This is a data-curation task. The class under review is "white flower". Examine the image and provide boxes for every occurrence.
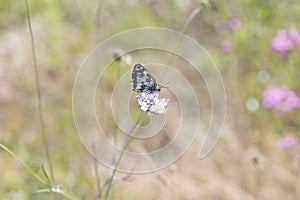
[136,92,169,114]
[149,98,169,114]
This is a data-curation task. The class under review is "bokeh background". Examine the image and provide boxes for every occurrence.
[1,0,300,199]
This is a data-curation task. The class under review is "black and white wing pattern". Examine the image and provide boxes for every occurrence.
[132,63,160,93]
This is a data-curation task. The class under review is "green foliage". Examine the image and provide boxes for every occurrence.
[1,0,300,199]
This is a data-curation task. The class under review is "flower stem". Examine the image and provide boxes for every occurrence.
[165,5,202,67]
[104,111,148,200]
[25,0,54,182]
[0,143,48,185]
[0,143,82,200]
[182,6,202,34]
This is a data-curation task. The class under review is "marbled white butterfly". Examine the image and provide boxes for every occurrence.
[132,63,160,93]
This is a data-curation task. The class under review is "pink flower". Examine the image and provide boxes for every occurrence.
[277,136,297,150]
[221,40,234,52]
[271,30,293,52]
[288,29,300,50]
[288,29,300,42]
[262,86,300,112]
[229,18,241,30]
[271,28,300,58]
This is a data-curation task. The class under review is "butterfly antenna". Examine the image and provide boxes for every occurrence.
[159,81,171,89]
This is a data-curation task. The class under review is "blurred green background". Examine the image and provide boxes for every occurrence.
[1,0,300,199]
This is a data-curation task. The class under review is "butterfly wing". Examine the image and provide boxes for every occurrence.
[132,64,160,93]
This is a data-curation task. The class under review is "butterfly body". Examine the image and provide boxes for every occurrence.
[132,64,160,93]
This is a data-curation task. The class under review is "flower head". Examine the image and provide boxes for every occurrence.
[262,86,300,112]
[288,29,300,51]
[136,92,169,114]
[221,40,234,52]
[149,97,169,114]
[276,136,297,150]
[271,28,300,59]
[288,28,300,43]
[271,30,294,52]
[229,18,241,30]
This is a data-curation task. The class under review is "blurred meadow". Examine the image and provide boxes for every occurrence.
[1,0,300,199]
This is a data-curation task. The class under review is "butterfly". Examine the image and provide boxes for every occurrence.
[132,63,161,93]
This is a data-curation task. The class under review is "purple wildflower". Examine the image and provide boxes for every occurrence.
[263,86,300,112]
[229,18,241,30]
[288,29,300,50]
[221,40,234,52]
[288,29,300,42]
[271,30,293,57]
[136,92,169,114]
[271,28,300,58]
[277,136,297,150]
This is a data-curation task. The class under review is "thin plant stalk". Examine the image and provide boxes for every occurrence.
[36,188,81,200]
[93,143,102,198]
[0,143,48,185]
[94,0,104,42]
[165,5,202,74]
[104,111,148,200]
[25,0,54,182]
[0,143,82,200]
[182,6,202,34]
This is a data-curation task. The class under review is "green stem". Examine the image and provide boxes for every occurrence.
[36,187,81,200]
[104,111,148,200]
[0,143,47,185]
[25,0,54,182]
[0,143,82,200]
[94,0,104,42]
[93,143,102,198]
[182,6,202,34]
[165,5,202,67]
